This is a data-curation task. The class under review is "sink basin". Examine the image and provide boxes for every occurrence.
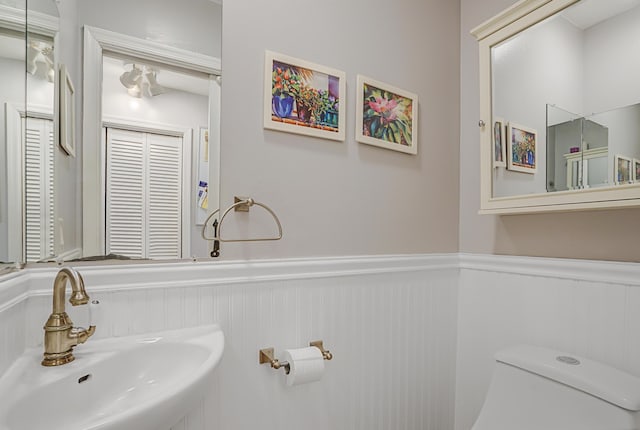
[0,324,224,430]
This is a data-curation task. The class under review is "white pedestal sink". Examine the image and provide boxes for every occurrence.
[0,324,224,430]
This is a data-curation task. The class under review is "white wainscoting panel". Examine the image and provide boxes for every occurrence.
[5,253,640,430]
[455,254,640,430]
[1,255,459,430]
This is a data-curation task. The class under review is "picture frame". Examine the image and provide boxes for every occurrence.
[633,158,640,183]
[59,64,75,157]
[493,117,506,168]
[264,50,346,141]
[615,155,632,185]
[355,75,418,155]
[507,122,537,174]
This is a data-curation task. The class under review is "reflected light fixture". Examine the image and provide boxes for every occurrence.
[127,85,142,98]
[26,41,55,82]
[119,64,143,89]
[144,69,167,97]
[119,64,166,98]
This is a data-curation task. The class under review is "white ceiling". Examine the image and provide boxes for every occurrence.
[561,0,640,29]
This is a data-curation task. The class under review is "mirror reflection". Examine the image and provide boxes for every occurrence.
[13,0,222,267]
[547,102,640,191]
[101,54,213,259]
[79,0,221,262]
[491,0,640,198]
[0,0,26,267]
[25,0,57,263]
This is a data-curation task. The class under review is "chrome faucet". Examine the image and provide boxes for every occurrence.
[42,267,96,366]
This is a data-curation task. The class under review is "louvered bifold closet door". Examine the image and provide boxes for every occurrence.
[106,129,146,258]
[24,117,55,262]
[146,133,182,259]
[106,128,183,259]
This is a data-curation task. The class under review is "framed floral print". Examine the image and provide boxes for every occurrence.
[264,50,346,141]
[507,122,537,174]
[355,75,418,155]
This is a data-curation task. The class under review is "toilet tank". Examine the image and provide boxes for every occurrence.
[472,345,640,430]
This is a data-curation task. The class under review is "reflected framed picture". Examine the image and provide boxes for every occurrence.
[507,122,537,174]
[264,50,346,141]
[196,127,209,225]
[615,155,632,184]
[355,75,418,155]
[493,117,506,168]
[59,64,75,157]
[633,158,640,183]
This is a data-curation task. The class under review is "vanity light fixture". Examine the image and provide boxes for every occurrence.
[26,41,55,83]
[127,84,142,98]
[144,68,167,96]
[119,64,143,89]
[119,64,167,98]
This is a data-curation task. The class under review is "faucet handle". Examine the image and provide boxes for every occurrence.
[89,300,102,327]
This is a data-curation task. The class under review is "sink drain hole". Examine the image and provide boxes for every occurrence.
[78,374,92,384]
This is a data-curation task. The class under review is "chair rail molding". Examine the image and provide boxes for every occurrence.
[459,253,640,286]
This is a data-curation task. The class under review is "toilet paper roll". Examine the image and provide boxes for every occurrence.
[282,346,325,386]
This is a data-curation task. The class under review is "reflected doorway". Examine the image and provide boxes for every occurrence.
[96,54,217,259]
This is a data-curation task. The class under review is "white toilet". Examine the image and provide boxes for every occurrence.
[472,345,640,430]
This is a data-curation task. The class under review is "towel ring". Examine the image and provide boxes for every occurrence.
[201,208,221,241]
[201,197,283,243]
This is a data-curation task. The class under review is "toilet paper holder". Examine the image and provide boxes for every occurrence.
[259,340,333,374]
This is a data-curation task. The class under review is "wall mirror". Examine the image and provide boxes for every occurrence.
[0,0,26,273]
[1,0,58,272]
[4,0,222,273]
[473,0,640,214]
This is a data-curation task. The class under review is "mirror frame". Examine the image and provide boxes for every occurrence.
[472,0,640,214]
[82,26,221,257]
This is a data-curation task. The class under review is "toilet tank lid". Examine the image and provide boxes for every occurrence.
[495,345,640,411]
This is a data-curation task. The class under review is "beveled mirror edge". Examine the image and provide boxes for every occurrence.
[471,0,640,215]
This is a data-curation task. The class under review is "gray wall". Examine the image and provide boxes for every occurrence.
[583,5,640,114]
[77,0,221,58]
[219,0,461,260]
[460,0,640,263]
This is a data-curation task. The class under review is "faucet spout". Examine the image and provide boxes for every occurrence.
[42,267,96,366]
[52,267,89,312]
